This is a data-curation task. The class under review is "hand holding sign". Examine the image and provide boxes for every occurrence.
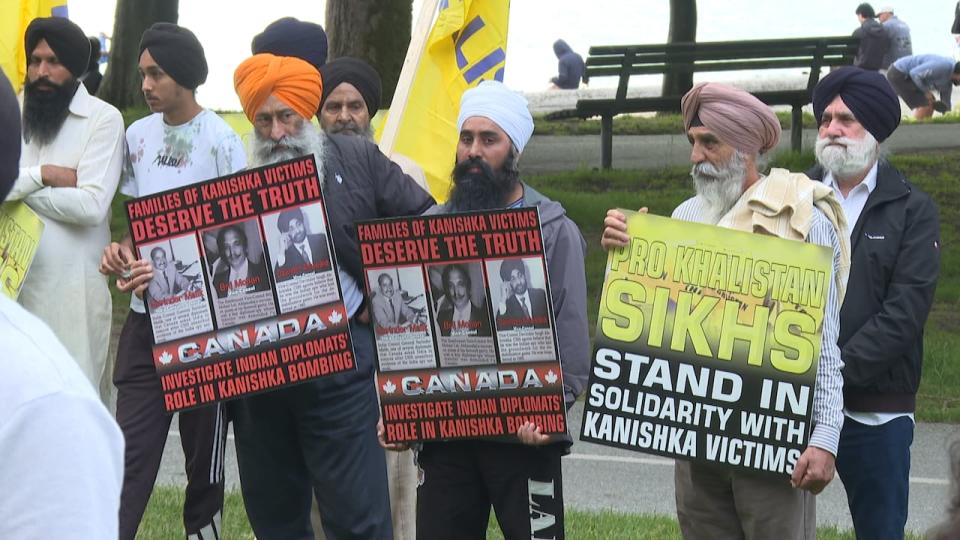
[600,208,647,250]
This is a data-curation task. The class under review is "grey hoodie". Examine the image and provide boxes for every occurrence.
[425,183,590,410]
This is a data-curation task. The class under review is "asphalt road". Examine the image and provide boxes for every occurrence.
[521,123,960,174]
[156,401,958,535]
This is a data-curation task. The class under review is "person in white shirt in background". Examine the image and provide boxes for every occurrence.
[0,66,124,540]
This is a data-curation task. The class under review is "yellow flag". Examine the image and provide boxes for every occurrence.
[0,1,69,93]
[379,0,510,202]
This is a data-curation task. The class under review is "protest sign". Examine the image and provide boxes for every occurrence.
[0,201,43,300]
[126,155,354,412]
[581,211,833,476]
[358,208,567,443]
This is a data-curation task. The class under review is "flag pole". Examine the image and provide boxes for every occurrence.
[379,0,440,156]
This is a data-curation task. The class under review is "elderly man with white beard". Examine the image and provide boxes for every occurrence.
[805,66,940,540]
[227,53,434,540]
[602,82,848,540]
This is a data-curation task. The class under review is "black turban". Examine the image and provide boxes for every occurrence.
[813,66,901,142]
[277,207,304,232]
[320,57,382,116]
[252,17,328,74]
[139,23,208,90]
[24,17,89,78]
[499,259,527,281]
[0,71,20,201]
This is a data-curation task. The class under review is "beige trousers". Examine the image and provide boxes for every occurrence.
[674,460,815,540]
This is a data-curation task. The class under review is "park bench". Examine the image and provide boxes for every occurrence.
[557,37,859,169]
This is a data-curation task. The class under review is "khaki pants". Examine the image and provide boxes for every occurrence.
[311,449,418,540]
[674,460,815,540]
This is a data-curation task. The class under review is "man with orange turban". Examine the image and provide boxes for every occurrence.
[231,53,434,540]
[601,83,848,540]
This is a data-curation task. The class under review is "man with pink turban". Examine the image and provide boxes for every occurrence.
[602,82,848,540]
[229,52,435,540]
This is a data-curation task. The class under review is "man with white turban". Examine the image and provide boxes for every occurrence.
[226,52,435,540]
[602,82,848,540]
[381,80,590,540]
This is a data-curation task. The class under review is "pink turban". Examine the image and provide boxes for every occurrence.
[681,83,781,155]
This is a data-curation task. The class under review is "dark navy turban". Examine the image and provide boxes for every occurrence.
[812,66,901,142]
[320,57,382,116]
[251,17,328,74]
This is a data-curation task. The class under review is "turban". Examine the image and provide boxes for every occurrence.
[277,207,304,232]
[499,259,526,281]
[252,17,328,74]
[234,54,322,123]
[0,72,20,200]
[457,81,534,153]
[320,57,382,116]
[24,17,89,78]
[812,66,900,142]
[681,82,781,155]
[139,23,208,90]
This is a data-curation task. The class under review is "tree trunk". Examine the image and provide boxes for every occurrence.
[661,0,697,110]
[326,0,412,105]
[98,0,179,110]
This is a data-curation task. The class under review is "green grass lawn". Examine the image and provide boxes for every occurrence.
[141,486,922,540]
[532,110,960,136]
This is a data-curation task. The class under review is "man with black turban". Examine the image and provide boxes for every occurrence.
[807,66,941,540]
[10,16,124,405]
[602,82,848,540]
[98,21,246,540]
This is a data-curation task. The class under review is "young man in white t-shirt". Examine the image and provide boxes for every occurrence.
[99,23,246,540]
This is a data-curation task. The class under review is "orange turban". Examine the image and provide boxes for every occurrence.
[234,53,322,122]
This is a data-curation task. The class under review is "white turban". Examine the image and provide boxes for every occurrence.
[457,80,534,153]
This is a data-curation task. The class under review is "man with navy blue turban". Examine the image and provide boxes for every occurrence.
[388,80,589,540]
[252,17,328,75]
[807,65,941,540]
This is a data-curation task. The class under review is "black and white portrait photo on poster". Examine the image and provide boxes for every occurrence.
[139,234,213,342]
[201,219,277,328]
[426,261,492,338]
[486,256,557,364]
[427,261,496,368]
[263,203,338,312]
[366,265,436,371]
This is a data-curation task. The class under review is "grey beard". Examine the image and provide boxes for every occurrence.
[250,121,326,185]
[326,121,374,140]
[691,151,748,224]
[815,132,879,180]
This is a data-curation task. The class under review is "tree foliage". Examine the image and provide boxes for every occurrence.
[98,0,179,109]
[325,0,413,105]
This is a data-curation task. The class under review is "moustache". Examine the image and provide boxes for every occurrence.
[454,157,495,180]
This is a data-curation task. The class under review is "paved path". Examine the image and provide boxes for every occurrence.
[522,123,960,174]
[156,402,958,534]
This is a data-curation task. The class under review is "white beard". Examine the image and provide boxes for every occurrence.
[691,151,748,224]
[815,131,879,180]
[249,121,326,185]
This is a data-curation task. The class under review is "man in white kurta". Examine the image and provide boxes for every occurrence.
[10,17,124,401]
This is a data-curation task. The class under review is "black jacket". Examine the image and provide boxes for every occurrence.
[807,161,940,412]
[853,18,890,71]
[320,134,435,284]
